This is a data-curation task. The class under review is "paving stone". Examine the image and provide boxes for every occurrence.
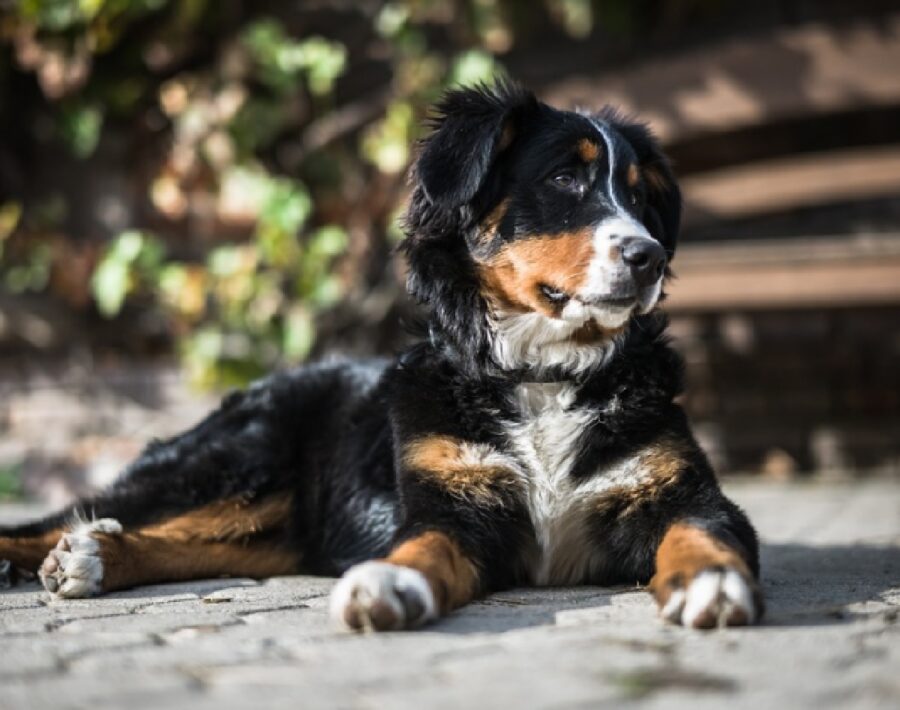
[0,480,898,709]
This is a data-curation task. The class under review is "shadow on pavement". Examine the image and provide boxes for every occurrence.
[759,542,899,627]
[1,543,896,635]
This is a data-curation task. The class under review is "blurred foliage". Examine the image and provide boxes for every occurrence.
[0,0,672,386]
[0,463,23,501]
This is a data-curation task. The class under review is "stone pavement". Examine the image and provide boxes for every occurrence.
[1,480,898,710]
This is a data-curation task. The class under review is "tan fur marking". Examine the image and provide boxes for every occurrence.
[478,229,595,315]
[0,530,63,571]
[570,320,624,345]
[593,439,688,518]
[139,496,293,543]
[627,163,640,188]
[649,523,752,610]
[640,442,690,481]
[97,534,298,592]
[577,138,600,162]
[94,495,295,592]
[477,198,510,243]
[386,531,478,613]
[403,436,520,505]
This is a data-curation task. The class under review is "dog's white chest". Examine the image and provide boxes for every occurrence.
[506,383,598,584]
[508,383,587,479]
[506,382,651,585]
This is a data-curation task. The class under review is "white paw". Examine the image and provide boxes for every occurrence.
[39,519,122,599]
[661,567,760,628]
[329,561,437,631]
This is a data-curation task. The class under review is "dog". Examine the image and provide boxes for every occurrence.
[0,82,762,631]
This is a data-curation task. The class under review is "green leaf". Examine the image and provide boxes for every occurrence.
[3,242,52,294]
[241,19,345,96]
[111,230,145,262]
[0,463,23,501]
[375,3,410,38]
[59,103,104,159]
[91,231,164,316]
[361,101,414,174]
[208,246,244,278]
[300,38,347,96]
[0,202,22,241]
[91,257,130,317]
[308,274,344,307]
[191,327,224,362]
[448,50,500,87]
[259,178,311,237]
[307,225,347,258]
[283,306,315,360]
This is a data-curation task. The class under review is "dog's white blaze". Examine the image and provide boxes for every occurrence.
[585,117,665,314]
[505,382,654,585]
[591,117,631,216]
[581,215,652,306]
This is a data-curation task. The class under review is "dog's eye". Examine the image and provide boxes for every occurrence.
[630,193,638,206]
[551,172,577,190]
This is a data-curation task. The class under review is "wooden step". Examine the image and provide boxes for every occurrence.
[667,234,900,310]
[680,145,900,223]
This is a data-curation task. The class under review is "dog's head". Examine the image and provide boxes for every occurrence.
[402,81,681,376]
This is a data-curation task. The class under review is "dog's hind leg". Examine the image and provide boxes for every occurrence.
[0,526,65,587]
[1,376,309,595]
[34,494,299,598]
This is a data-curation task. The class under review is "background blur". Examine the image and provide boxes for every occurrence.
[0,0,898,505]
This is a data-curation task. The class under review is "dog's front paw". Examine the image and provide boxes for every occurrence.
[39,519,122,599]
[657,566,762,629]
[330,561,437,631]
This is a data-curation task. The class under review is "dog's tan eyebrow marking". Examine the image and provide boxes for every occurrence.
[577,138,601,163]
[627,163,640,188]
[403,436,522,505]
[498,122,516,151]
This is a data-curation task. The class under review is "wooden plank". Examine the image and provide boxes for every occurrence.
[680,145,900,222]
[545,15,900,143]
[667,235,900,310]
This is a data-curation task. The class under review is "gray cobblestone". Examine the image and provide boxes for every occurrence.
[1,480,898,709]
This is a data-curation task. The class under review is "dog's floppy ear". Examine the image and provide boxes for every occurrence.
[602,110,681,259]
[415,81,536,209]
[640,148,681,260]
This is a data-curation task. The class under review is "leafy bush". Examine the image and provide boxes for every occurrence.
[0,0,647,386]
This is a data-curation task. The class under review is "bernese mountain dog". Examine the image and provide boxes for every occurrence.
[0,82,763,631]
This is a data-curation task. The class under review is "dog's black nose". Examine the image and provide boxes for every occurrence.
[621,237,666,287]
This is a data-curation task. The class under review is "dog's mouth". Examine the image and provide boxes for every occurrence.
[569,319,624,344]
[586,295,636,309]
[540,284,637,311]
[539,284,571,305]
